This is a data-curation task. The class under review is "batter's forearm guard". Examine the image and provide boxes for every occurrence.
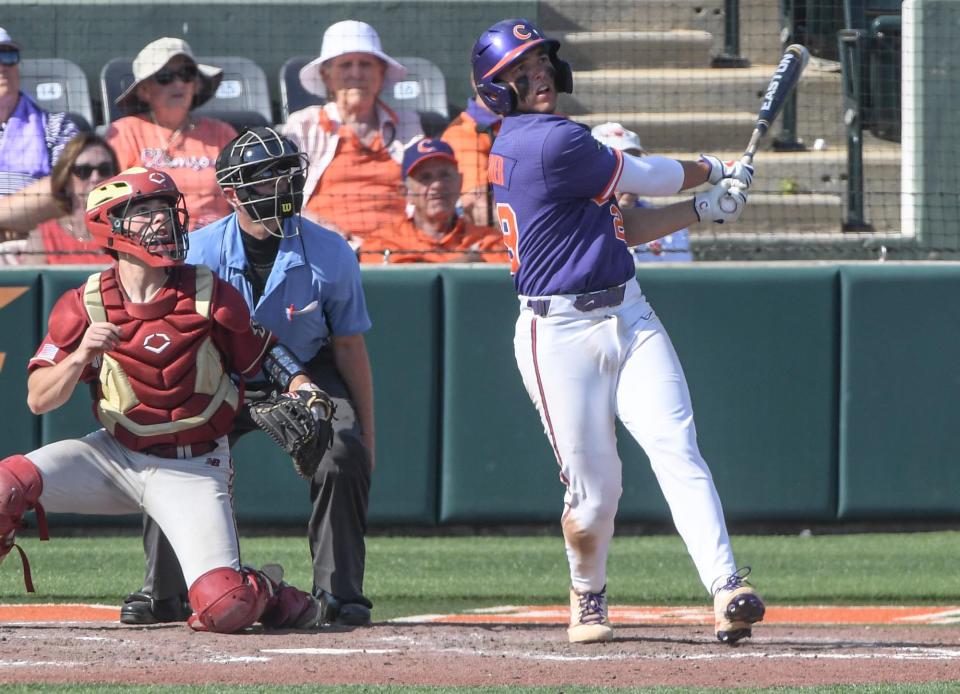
[262,343,307,392]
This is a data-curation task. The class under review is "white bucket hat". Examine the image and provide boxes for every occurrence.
[591,122,643,155]
[115,37,223,112]
[299,20,406,99]
[0,27,21,51]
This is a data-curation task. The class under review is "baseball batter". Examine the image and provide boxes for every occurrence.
[471,19,765,644]
[0,167,327,632]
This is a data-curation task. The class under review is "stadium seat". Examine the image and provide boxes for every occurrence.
[19,58,95,132]
[100,55,273,130]
[278,56,323,122]
[384,56,450,136]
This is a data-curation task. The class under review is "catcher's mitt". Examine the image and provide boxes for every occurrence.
[249,389,335,479]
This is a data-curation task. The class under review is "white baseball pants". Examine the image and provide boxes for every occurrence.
[26,428,239,587]
[514,279,738,594]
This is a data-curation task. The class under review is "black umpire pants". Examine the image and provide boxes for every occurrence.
[139,346,373,605]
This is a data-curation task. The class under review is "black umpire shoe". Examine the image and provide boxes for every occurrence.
[120,590,193,625]
[314,588,373,626]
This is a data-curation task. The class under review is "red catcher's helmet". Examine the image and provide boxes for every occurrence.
[85,167,189,267]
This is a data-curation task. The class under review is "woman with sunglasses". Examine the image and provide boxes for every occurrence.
[0,133,118,264]
[0,27,80,199]
[105,37,236,230]
[34,133,120,263]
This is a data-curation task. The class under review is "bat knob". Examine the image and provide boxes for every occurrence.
[719,195,739,214]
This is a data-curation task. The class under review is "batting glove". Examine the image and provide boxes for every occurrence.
[693,179,749,224]
[700,154,754,187]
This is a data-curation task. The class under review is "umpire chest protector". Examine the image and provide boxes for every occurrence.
[79,265,240,450]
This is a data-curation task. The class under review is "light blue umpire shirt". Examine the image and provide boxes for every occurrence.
[187,213,372,373]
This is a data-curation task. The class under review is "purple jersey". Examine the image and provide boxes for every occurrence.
[489,113,635,296]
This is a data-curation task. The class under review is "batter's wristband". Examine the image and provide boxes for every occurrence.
[262,344,307,392]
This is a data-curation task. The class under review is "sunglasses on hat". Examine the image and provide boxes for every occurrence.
[72,163,116,180]
[153,64,199,86]
[0,49,20,66]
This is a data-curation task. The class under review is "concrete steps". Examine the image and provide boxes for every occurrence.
[540,0,725,35]
[559,64,846,150]
[574,111,757,151]
[555,30,713,69]
[641,147,901,233]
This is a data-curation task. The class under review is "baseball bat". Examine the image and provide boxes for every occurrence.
[741,44,810,165]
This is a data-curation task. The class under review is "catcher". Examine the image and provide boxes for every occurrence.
[120,127,376,627]
[0,167,327,632]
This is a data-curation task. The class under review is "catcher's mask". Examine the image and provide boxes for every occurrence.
[85,167,189,267]
[215,126,308,237]
[471,18,572,116]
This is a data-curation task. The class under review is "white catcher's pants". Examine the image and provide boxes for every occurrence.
[514,278,737,594]
[27,429,238,588]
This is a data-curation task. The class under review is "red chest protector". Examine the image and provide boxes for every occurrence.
[82,265,240,451]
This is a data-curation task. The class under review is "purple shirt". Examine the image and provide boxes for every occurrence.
[490,113,634,297]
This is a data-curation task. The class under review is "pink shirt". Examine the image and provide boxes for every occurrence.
[106,114,237,230]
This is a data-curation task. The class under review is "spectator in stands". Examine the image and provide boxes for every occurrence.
[0,132,117,265]
[0,27,79,200]
[283,20,422,247]
[106,37,236,229]
[362,138,506,264]
[441,79,501,227]
[591,122,693,263]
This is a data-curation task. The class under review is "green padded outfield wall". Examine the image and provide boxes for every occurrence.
[838,263,960,519]
[438,265,840,524]
[0,272,42,455]
[4,0,537,127]
[636,265,840,523]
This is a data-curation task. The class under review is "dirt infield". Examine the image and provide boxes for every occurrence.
[2,604,960,688]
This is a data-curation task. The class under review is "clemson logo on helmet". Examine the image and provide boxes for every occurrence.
[417,139,437,153]
[513,24,533,40]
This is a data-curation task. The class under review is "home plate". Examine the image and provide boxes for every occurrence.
[391,605,960,626]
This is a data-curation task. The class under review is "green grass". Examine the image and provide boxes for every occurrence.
[2,530,960,618]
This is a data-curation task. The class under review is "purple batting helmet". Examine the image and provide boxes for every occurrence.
[470,18,572,115]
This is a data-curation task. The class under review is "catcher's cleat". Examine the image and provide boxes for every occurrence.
[567,586,614,643]
[258,564,326,630]
[712,567,765,644]
[120,590,193,625]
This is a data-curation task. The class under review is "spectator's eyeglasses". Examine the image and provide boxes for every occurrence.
[153,64,199,85]
[0,50,20,66]
[72,163,115,180]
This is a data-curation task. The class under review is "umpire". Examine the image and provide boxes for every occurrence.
[120,126,375,626]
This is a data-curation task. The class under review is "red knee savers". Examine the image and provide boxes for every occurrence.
[188,567,270,633]
[0,455,44,539]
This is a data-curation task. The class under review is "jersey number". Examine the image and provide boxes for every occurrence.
[610,204,626,243]
[496,202,626,273]
[496,202,521,274]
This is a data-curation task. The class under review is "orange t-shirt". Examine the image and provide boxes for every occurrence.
[442,110,498,197]
[37,219,111,265]
[106,114,237,230]
[303,127,403,241]
[361,215,508,265]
